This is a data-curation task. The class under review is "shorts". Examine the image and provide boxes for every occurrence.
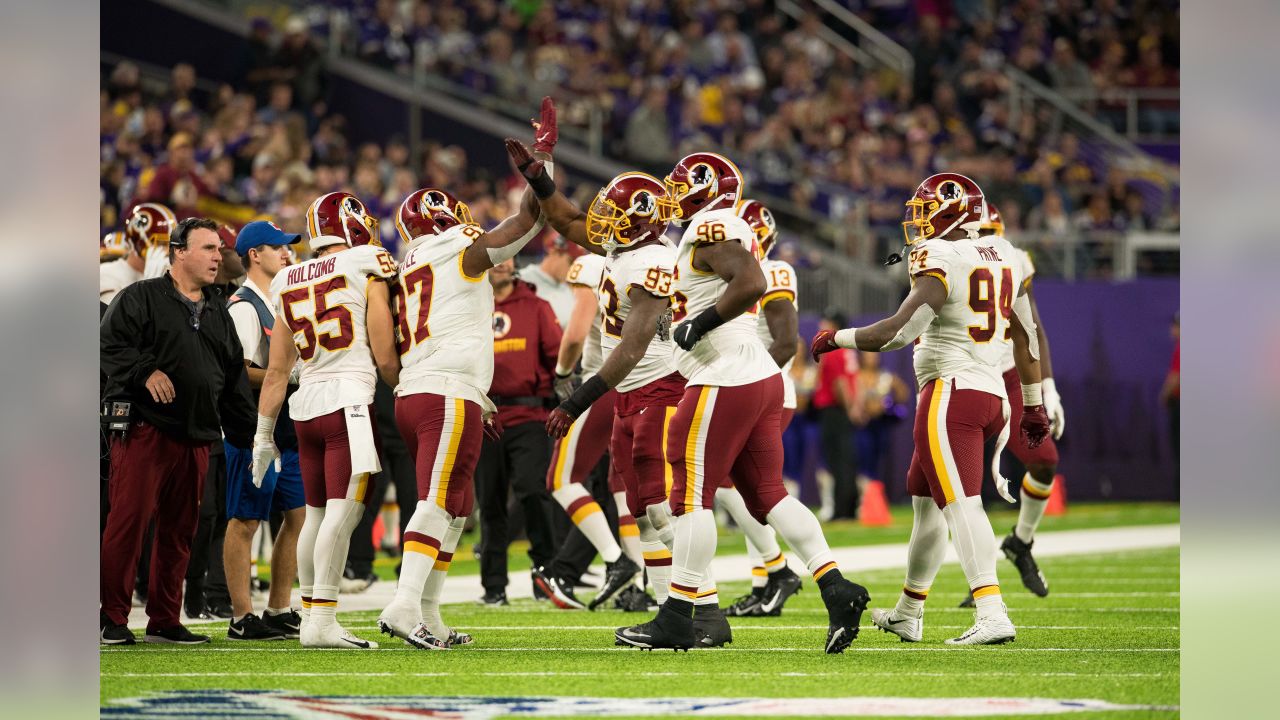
[547,389,616,491]
[907,378,1006,508]
[294,407,383,507]
[395,392,481,518]
[612,373,685,517]
[225,443,305,521]
[668,374,786,523]
[720,406,795,490]
[1003,368,1059,468]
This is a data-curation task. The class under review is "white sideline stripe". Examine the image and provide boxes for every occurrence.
[216,624,1178,632]
[127,523,1179,628]
[101,647,1177,654]
[104,670,1174,679]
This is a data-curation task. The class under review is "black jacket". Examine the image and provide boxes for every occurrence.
[100,273,256,446]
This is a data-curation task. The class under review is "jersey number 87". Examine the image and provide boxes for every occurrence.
[393,265,435,355]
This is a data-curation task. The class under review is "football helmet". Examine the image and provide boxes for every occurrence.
[100,231,130,262]
[124,203,177,257]
[585,172,678,250]
[305,192,380,247]
[395,188,475,245]
[736,199,777,259]
[901,172,986,246]
[664,152,744,223]
[980,201,1005,236]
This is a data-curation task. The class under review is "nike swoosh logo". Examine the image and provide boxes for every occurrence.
[887,618,910,626]
[342,637,371,648]
[229,625,245,636]
[758,592,782,613]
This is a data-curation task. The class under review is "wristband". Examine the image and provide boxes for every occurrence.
[554,364,574,378]
[690,305,726,334]
[528,167,556,199]
[1021,383,1043,406]
[560,374,609,417]
[255,414,276,442]
[834,328,858,348]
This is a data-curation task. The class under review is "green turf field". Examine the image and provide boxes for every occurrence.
[100,503,1179,719]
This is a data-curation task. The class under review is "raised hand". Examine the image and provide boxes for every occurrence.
[810,329,839,362]
[531,96,558,154]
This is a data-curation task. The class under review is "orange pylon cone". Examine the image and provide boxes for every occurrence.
[1044,474,1067,516]
[859,480,893,526]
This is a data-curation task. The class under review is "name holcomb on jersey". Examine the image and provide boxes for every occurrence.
[758,256,799,409]
[907,234,1026,398]
[673,207,780,388]
[599,242,678,393]
[394,223,496,410]
[566,252,607,378]
[270,243,398,421]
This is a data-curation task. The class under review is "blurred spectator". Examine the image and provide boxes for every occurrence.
[853,352,910,485]
[624,83,674,169]
[140,132,212,218]
[811,312,859,520]
[1046,38,1094,100]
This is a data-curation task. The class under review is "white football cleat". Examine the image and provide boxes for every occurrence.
[403,622,450,650]
[301,621,380,649]
[376,601,422,644]
[871,608,923,642]
[945,613,1016,645]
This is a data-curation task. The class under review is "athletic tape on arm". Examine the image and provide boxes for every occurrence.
[880,304,937,351]
[1012,293,1039,361]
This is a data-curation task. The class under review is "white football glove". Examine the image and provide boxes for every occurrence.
[251,438,280,489]
[1042,378,1065,440]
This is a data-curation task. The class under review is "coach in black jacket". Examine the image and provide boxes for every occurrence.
[99,217,255,645]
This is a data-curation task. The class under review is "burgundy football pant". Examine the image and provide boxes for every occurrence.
[100,422,210,628]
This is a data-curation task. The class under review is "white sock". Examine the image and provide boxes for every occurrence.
[765,495,837,580]
[669,509,717,601]
[421,516,467,639]
[297,505,324,620]
[895,496,948,616]
[1016,473,1053,542]
[393,501,450,607]
[637,516,671,603]
[614,491,643,567]
[311,497,365,628]
[554,484,621,562]
[716,486,783,583]
[942,495,1004,619]
[694,577,719,608]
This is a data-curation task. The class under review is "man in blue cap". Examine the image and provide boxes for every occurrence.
[223,220,307,640]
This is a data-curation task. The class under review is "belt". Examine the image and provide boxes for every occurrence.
[488,395,550,408]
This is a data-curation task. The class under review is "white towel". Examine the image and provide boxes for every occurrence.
[344,404,382,476]
[990,396,1016,503]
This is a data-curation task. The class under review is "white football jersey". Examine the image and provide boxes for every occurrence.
[599,242,677,393]
[566,253,607,377]
[999,243,1036,373]
[100,258,142,305]
[143,246,170,280]
[672,208,780,388]
[394,224,495,410]
[270,243,399,421]
[907,234,1027,397]
[758,258,798,409]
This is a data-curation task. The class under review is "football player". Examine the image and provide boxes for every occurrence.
[102,204,174,304]
[617,152,870,653]
[100,231,130,263]
[251,192,400,649]
[506,133,686,616]
[814,174,1051,645]
[533,246,647,611]
[960,203,1065,607]
[375,179,548,649]
[719,199,804,618]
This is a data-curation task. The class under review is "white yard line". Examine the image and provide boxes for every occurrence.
[105,670,1174,679]
[101,646,1177,654]
[127,523,1178,629]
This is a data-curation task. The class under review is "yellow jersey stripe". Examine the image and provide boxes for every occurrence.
[437,399,466,508]
[927,379,956,505]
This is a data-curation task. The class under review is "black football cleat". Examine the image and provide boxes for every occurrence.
[615,609,695,651]
[589,555,642,610]
[144,624,211,645]
[532,566,586,610]
[958,590,976,608]
[1001,530,1049,597]
[478,590,509,606]
[531,571,550,601]
[821,578,870,654]
[693,604,733,648]
[613,585,659,612]
[262,609,302,639]
[757,566,803,616]
[227,613,287,641]
[725,589,764,617]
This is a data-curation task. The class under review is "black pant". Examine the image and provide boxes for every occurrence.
[186,448,228,604]
[550,454,619,582]
[819,405,859,519]
[476,420,555,593]
[348,380,416,577]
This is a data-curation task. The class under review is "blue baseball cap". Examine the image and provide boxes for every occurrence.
[235,220,301,256]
